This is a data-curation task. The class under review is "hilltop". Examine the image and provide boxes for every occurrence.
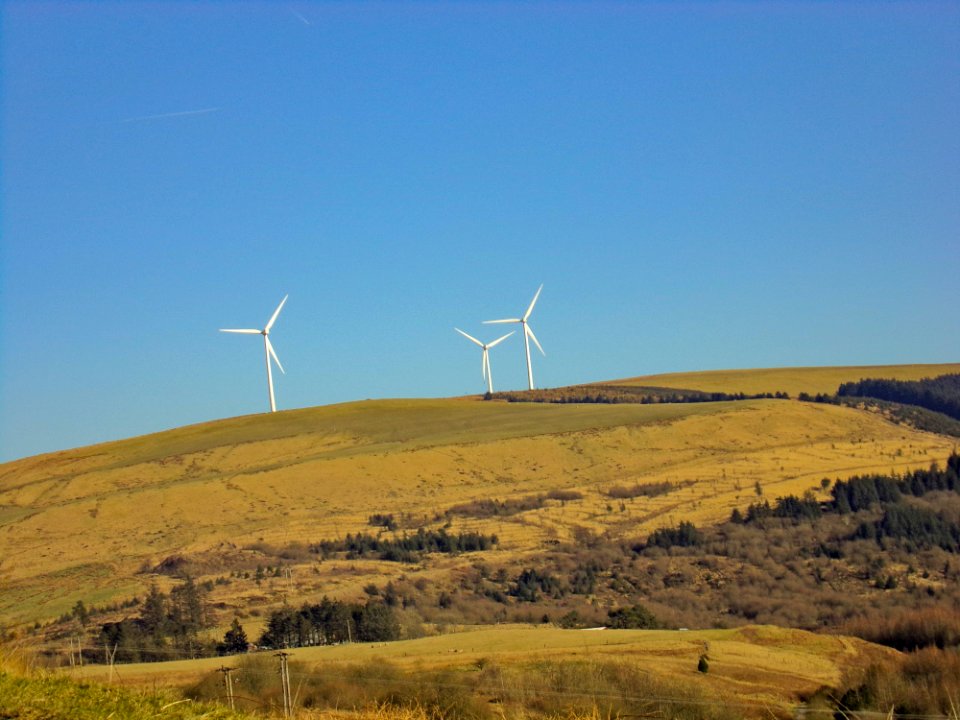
[610,362,960,397]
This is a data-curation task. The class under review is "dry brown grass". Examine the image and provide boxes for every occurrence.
[611,363,960,396]
[75,624,896,717]
[0,366,956,631]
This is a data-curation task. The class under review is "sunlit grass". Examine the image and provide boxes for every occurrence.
[613,363,960,396]
[0,644,250,720]
[1,365,957,630]
[77,623,892,715]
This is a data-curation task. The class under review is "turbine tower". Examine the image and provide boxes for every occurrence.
[484,284,544,391]
[454,328,514,394]
[220,295,288,412]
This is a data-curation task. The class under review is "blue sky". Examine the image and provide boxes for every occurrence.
[1,1,958,462]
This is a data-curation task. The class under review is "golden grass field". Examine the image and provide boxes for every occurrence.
[71,623,896,713]
[611,362,960,396]
[0,363,957,631]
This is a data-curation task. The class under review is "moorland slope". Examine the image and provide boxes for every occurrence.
[1,364,958,630]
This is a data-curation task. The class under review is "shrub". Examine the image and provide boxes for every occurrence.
[546,489,584,502]
[447,495,545,518]
[607,603,659,629]
[368,513,398,530]
[557,610,585,628]
[841,606,960,651]
[835,648,960,717]
[606,481,675,499]
[510,569,564,602]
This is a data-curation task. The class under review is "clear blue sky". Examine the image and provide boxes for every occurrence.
[2,1,958,462]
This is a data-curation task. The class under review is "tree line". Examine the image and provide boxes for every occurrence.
[98,578,209,663]
[257,598,400,649]
[487,385,789,405]
[837,373,960,421]
[93,585,403,661]
[730,452,960,553]
[310,527,499,562]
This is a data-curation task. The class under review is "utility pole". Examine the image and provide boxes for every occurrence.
[67,636,84,669]
[218,666,236,711]
[275,651,292,717]
[104,643,118,683]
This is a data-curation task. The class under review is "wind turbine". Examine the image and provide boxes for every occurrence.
[484,284,544,391]
[454,328,514,394]
[220,295,288,413]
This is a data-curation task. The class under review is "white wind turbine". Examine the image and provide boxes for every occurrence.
[454,328,515,394]
[484,284,544,391]
[220,295,288,413]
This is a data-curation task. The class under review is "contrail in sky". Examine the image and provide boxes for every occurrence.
[290,8,311,25]
[120,107,220,123]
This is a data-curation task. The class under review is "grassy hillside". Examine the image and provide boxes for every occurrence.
[4,364,960,718]
[612,363,960,397]
[1,367,958,630]
[73,624,895,717]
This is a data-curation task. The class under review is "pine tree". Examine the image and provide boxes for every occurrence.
[71,600,89,627]
[170,576,204,636]
[140,584,168,640]
[219,618,248,655]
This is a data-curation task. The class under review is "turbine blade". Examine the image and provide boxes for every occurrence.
[265,294,288,331]
[266,337,285,374]
[526,324,545,356]
[482,350,488,380]
[523,284,543,321]
[483,318,520,325]
[455,328,484,347]
[220,328,261,334]
[486,331,515,348]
